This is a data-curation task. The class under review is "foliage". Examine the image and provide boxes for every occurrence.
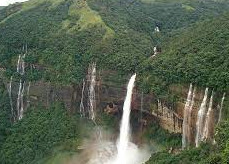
[139,13,229,95]
[0,79,11,150]
[144,122,181,149]
[0,0,229,87]
[147,119,229,164]
[0,103,81,164]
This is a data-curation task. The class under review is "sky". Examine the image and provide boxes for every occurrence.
[0,0,28,6]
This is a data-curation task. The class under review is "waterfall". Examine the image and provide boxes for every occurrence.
[80,79,86,117]
[19,82,25,120]
[202,91,214,140]
[187,86,196,147]
[16,79,22,119]
[26,81,31,109]
[154,47,157,55]
[218,93,226,124]
[16,52,26,120]
[195,88,209,147]
[88,63,96,121]
[17,54,21,73]
[182,83,193,149]
[155,26,160,32]
[115,74,136,164]
[7,76,14,121]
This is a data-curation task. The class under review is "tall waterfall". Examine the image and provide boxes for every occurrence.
[26,81,31,109]
[115,74,136,164]
[88,63,96,121]
[182,83,193,149]
[218,93,226,124]
[203,91,214,140]
[80,79,86,117]
[16,52,26,120]
[195,88,209,147]
[7,76,14,121]
[187,87,196,146]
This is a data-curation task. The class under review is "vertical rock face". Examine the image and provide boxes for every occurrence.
[5,64,225,146]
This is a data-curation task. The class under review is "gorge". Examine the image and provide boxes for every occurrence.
[0,0,229,164]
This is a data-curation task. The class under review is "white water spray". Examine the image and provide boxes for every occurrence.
[115,74,136,164]
[182,83,193,149]
[203,91,214,140]
[195,88,209,147]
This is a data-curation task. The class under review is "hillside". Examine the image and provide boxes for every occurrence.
[0,0,229,85]
[0,0,229,164]
[138,12,229,95]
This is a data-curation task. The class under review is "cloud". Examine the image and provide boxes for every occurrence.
[0,0,28,6]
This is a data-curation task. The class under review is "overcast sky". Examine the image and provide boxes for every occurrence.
[0,0,28,6]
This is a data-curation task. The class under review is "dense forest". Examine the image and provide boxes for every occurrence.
[0,0,229,163]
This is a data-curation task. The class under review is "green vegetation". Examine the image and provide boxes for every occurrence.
[0,0,228,87]
[0,0,229,163]
[0,103,81,164]
[144,122,181,149]
[139,13,229,92]
[146,120,229,164]
[0,80,11,150]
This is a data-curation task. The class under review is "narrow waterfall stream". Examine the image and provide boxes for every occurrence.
[182,84,193,149]
[7,76,14,121]
[203,91,214,141]
[187,87,196,147]
[195,88,209,147]
[17,53,26,120]
[218,93,226,124]
[80,79,86,117]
